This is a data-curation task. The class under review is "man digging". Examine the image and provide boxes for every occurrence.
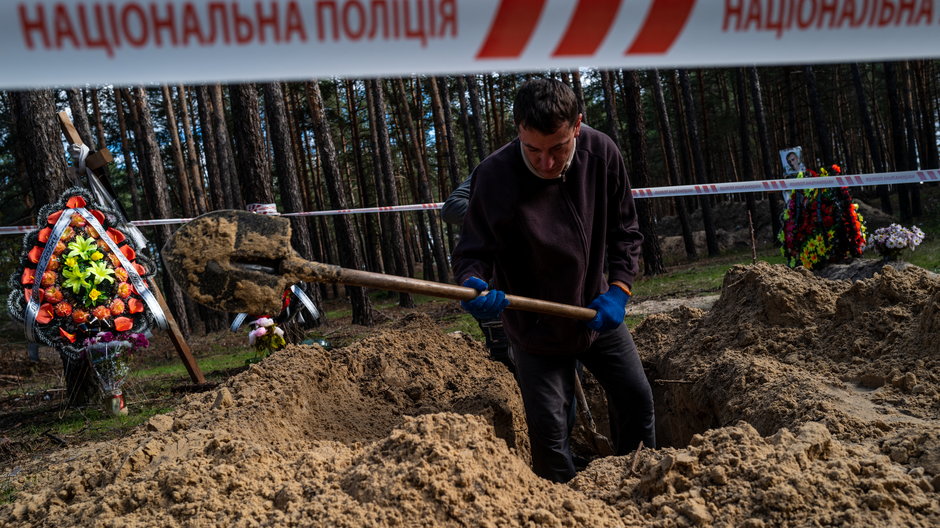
[452,78,655,483]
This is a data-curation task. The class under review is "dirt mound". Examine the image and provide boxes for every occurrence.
[635,261,939,525]
[3,264,939,527]
[573,421,936,527]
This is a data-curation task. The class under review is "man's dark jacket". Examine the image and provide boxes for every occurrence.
[452,125,643,355]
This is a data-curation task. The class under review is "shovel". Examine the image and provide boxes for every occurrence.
[162,210,599,319]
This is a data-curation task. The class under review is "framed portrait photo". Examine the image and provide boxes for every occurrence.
[780,147,804,175]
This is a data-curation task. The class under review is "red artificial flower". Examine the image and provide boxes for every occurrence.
[114,317,133,332]
[106,228,126,244]
[72,309,89,324]
[65,196,87,209]
[92,305,111,322]
[120,245,136,261]
[831,164,841,174]
[40,270,57,287]
[116,282,132,299]
[109,298,126,316]
[46,210,63,225]
[54,302,73,317]
[35,303,54,324]
[69,214,86,228]
[128,298,145,314]
[28,246,43,264]
[21,267,35,285]
[38,227,52,243]
[58,328,77,343]
[59,226,75,242]
[90,209,105,224]
[44,286,63,303]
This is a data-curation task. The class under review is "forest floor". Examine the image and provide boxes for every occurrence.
[0,190,938,526]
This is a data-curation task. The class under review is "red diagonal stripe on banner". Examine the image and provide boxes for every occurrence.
[552,0,621,57]
[477,0,547,59]
[626,0,696,55]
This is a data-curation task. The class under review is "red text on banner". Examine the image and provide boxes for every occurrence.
[723,0,935,39]
[20,1,327,57]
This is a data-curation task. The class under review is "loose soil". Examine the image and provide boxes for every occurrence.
[1,260,938,527]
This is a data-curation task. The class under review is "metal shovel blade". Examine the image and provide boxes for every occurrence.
[162,210,303,315]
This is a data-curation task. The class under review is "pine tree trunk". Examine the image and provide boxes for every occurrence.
[160,84,194,218]
[113,89,144,219]
[195,85,226,211]
[733,69,759,219]
[11,89,98,405]
[431,77,460,192]
[571,69,588,123]
[178,85,208,214]
[850,64,892,213]
[90,88,107,150]
[367,78,414,307]
[913,61,939,169]
[465,75,488,161]
[802,66,835,163]
[66,88,95,149]
[748,67,783,239]
[678,70,720,256]
[263,82,315,261]
[649,70,696,260]
[229,83,273,205]
[305,81,375,325]
[263,81,324,326]
[900,62,922,217]
[342,80,383,273]
[600,70,623,147]
[884,62,913,222]
[623,71,666,275]
[209,84,242,209]
[454,76,478,171]
[393,78,451,283]
[126,87,191,337]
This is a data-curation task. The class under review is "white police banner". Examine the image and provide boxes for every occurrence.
[3,0,939,88]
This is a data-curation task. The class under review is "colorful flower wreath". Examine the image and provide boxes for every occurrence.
[778,165,867,270]
[7,188,157,359]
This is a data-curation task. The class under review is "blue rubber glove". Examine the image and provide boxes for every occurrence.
[460,277,509,320]
[586,285,631,332]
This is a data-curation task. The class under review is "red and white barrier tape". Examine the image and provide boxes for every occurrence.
[2,170,936,236]
[5,1,940,89]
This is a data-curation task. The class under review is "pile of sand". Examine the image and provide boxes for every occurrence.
[2,263,938,527]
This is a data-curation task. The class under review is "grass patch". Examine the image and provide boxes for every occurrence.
[442,312,483,341]
[637,249,786,299]
[132,349,254,379]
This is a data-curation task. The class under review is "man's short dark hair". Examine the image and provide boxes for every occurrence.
[513,78,579,135]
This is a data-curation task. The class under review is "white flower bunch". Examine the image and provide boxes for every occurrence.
[868,223,925,259]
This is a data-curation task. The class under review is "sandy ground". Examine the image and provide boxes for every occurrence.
[1,261,938,527]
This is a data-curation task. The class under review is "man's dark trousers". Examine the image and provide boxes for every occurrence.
[512,324,655,482]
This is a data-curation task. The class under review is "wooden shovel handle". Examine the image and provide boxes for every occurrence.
[289,259,596,321]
